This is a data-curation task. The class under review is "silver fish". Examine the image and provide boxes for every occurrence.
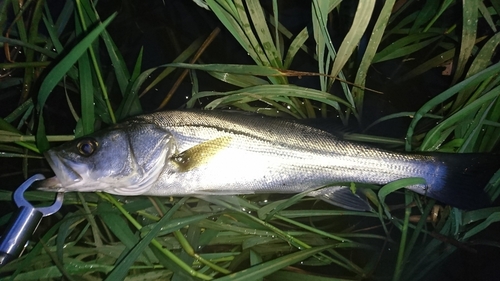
[37,110,499,210]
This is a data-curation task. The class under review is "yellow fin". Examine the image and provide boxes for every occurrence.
[171,136,232,171]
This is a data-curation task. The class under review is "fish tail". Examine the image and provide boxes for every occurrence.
[426,153,500,210]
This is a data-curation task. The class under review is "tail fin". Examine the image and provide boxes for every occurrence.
[427,153,500,210]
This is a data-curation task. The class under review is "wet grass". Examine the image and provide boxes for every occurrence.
[1,0,500,280]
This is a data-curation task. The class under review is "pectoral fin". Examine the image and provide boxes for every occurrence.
[171,136,232,171]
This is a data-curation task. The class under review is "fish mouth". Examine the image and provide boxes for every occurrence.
[33,176,62,190]
[37,151,83,192]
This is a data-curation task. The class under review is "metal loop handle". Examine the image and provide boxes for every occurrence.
[0,174,64,267]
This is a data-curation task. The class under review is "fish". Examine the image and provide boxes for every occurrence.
[36,110,500,210]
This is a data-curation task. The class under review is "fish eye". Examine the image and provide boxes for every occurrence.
[77,138,98,157]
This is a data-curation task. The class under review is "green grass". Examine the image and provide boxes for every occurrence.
[1,0,500,280]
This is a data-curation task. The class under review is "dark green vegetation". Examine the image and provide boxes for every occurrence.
[1,0,500,280]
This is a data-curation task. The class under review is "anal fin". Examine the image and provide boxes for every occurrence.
[308,186,372,211]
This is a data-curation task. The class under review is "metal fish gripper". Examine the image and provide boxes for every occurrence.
[0,174,64,267]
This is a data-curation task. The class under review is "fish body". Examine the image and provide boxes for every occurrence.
[40,110,499,210]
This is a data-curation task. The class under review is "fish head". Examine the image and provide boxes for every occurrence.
[38,121,175,195]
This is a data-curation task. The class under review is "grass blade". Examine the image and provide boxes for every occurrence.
[246,0,283,69]
[453,33,500,111]
[75,15,95,136]
[330,0,375,79]
[213,245,333,281]
[352,0,395,115]
[463,211,500,240]
[105,198,189,280]
[373,34,441,63]
[406,62,500,151]
[420,84,500,151]
[452,0,478,83]
[36,13,116,151]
